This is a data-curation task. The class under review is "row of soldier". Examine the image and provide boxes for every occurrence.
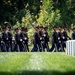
[50,26,75,52]
[32,26,70,52]
[0,27,29,52]
[0,26,75,52]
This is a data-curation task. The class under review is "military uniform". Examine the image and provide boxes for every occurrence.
[39,30,44,52]
[62,30,68,51]
[13,28,20,52]
[0,27,9,52]
[38,26,45,52]
[23,33,29,52]
[23,28,29,52]
[49,26,58,52]
[0,28,1,51]
[1,29,8,52]
[31,26,40,52]
[50,31,58,52]
[43,27,49,52]
[57,31,63,52]
[7,27,12,51]
[18,28,25,52]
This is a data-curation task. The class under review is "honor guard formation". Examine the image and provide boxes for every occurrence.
[0,26,75,52]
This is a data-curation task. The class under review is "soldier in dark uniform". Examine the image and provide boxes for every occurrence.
[72,28,75,40]
[57,26,63,52]
[7,27,12,51]
[0,37,1,52]
[1,27,8,52]
[31,26,40,52]
[13,28,19,52]
[62,26,70,51]
[19,27,24,52]
[49,26,58,52]
[39,26,44,52]
[43,27,49,52]
[23,28,29,52]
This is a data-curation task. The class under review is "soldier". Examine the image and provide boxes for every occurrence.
[13,28,19,52]
[57,26,63,52]
[31,26,40,52]
[39,26,44,52]
[62,26,70,51]
[7,26,12,51]
[43,27,49,52]
[39,26,45,52]
[23,28,29,52]
[19,27,24,52]
[1,27,8,52]
[0,37,1,52]
[49,26,58,52]
[72,28,75,40]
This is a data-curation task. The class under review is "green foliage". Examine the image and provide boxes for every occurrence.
[0,0,40,25]
[21,10,33,28]
[37,0,53,26]
[0,0,75,29]
[13,21,21,28]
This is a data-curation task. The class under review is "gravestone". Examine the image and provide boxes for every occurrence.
[66,40,75,56]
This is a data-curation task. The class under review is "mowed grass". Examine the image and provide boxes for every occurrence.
[0,52,75,75]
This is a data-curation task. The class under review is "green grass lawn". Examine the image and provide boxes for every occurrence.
[0,52,75,75]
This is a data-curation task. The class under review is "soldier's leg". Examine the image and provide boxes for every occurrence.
[27,44,29,52]
[62,42,66,52]
[43,43,45,52]
[6,43,10,52]
[13,44,18,52]
[58,43,63,52]
[1,43,6,52]
[31,44,38,52]
[49,43,55,52]
[46,43,49,52]
[57,43,60,52]
[10,41,12,52]
[39,44,43,52]
[0,43,1,52]
[19,43,24,52]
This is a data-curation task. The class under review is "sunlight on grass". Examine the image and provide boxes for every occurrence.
[0,52,75,75]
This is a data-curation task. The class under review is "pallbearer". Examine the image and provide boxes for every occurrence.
[49,26,58,52]
[7,26,12,51]
[13,28,19,52]
[19,27,24,52]
[62,26,71,52]
[1,27,8,52]
[43,27,49,52]
[31,26,40,52]
[39,26,44,52]
[0,28,2,52]
[23,28,29,52]
[57,26,63,52]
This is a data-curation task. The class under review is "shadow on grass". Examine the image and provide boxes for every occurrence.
[0,70,75,75]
